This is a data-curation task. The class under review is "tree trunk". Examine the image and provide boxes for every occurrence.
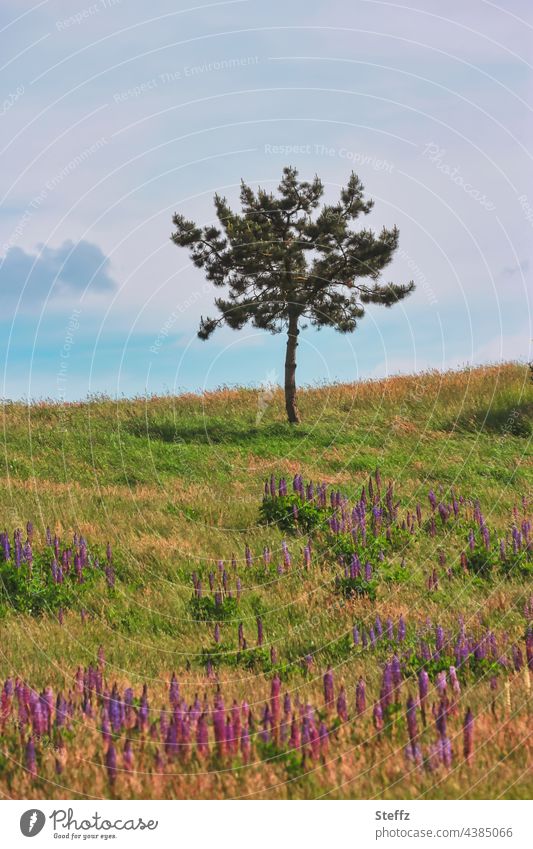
[284,313,300,424]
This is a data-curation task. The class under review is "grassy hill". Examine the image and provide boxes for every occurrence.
[0,362,531,799]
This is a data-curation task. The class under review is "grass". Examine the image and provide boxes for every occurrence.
[0,361,531,799]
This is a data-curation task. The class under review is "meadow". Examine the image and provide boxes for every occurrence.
[0,361,531,800]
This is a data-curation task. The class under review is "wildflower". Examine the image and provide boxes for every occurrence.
[323,667,334,709]
[123,739,134,771]
[336,686,348,722]
[105,743,117,784]
[270,675,281,724]
[256,616,264,647]
[355,677,366,715]
[398,615,406,642]
[240,726,251,762]
[373,702,383,732]
[26,736,37,776]
[463,708,474,763]
[196,713,209,757]
[406,695,418,757]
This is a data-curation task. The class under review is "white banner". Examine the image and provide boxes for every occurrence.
[2,799,531,848]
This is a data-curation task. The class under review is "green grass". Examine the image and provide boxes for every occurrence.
[0,361,531,799]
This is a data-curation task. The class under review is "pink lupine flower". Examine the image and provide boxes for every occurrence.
[355,677,366,715]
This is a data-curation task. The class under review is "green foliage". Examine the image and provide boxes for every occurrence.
[0,557,104,617]
[189,595,238,622]
[335,574,377,601]
[260,494,323,532]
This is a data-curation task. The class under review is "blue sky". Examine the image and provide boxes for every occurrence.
[1,0,531,400]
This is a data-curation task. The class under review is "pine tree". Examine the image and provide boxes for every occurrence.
[171,167,414,423]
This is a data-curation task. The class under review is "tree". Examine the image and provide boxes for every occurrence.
[171,167,414,423]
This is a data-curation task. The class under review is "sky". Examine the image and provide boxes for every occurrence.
[0,0,531,401]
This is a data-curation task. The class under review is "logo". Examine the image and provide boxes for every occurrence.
[20,809,46,837]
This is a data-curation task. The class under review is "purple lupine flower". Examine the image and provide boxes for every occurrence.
[373,702,383,732]
[436,671,447,697]
[289,714,301,749]
[428,490,437,511]
[438,502,450,524]
[449,665,461,697]
[245,545,252,568]
[435,625,444,654]
[270,675,281,725]
[256,616,264,647]
[526,628,533,670]
[169,673,180,707]
[240,726,251,762]
[364,562,372,581]
[380,663,393,713]
[196,713,209,757]
[398,615,406,642]
[105,743,117,784]
[303,545,311,569]
[336,686,348,722]
[418,669,429,713]
[214,623,221,644]
[463,708,474,763]
[123,739,134,771]
[391,655,402,698]
[406,695,418,757]
[468,529,475,552]
[352,626,359,646]
[323,667,334,709]
[355,677,366,715]
[25,736,37,776]
[512,644,523,671]
[138,687,149,731]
